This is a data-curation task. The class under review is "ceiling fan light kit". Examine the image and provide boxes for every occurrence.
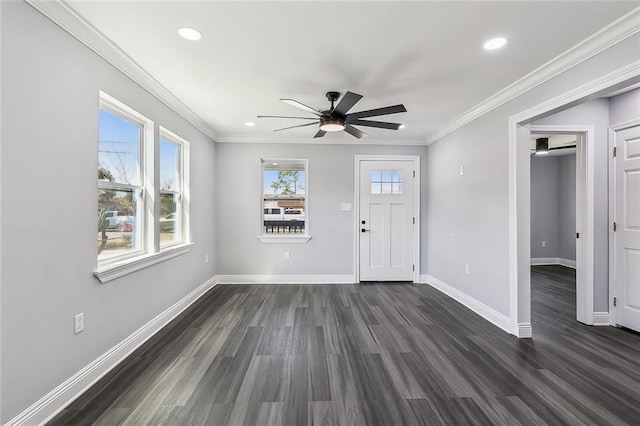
[258,91,407,139]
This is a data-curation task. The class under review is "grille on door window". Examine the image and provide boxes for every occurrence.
[370,170,403,194]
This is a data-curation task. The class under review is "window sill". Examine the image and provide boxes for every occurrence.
[257,235,312,244]
[94,242,193,283]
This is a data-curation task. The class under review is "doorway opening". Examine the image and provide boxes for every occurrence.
[508,68,640,338]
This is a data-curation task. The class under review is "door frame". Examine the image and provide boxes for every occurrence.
[530,126,594,325]
[509,64,640,338]
[354,155,421,283]
[608,118,640,326]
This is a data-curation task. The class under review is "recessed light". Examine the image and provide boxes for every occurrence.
[245,122,256,127]
[483,37,507,50]
[272,163,279,166]
[178,27,203,41]
[399,124,406,129]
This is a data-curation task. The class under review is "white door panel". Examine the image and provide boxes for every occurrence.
[359,160,415,281]
[614,125,640,332]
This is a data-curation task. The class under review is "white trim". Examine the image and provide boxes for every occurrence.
[610,117,640,131]
[530,257,577,269]
[94,243,193,283]
[25,0,217,141]
[421,275,512,335]
[593,312,611,326]
[353,155,421,283]
[426,7,640,144]
[215,274,355,284]
[509,63,640,338]
[558,258,577,269]
[5,275,218,426]
[257,235,311,243]
[517,323,533,338]
[217,136,426,145]
[530,257,561,266]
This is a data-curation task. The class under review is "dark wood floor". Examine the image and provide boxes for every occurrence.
[49,266,640,425]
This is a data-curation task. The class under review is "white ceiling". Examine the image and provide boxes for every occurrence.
[66,1,637,143]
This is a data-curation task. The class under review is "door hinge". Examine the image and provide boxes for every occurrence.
[413,170,416,178]
[576,232,580,239]
[613,297,617,307]
[613,146,617,157]
[613,222,617,232]
[412,264,415,271]
[413,217,415,224]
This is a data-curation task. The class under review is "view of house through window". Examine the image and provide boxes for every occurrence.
[262,159,307,234]
[97,105,144,261]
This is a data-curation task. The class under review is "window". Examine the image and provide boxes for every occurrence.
[159,128,188,247]
[97,96,149,262]
[261,159,309,241]
[96,93,191,279]
[370,170,403,194]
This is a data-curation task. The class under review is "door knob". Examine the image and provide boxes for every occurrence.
[361,228,370,233]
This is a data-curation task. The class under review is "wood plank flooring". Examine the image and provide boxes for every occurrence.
[49,266,640,425]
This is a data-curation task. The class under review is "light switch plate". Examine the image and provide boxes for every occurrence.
[341,203,352,211]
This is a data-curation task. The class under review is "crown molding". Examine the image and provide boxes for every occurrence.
[216,135,427,145]
[426,6,640,145]
[25,0,218,142]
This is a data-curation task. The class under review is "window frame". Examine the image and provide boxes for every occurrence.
[258,158,311,243]
[97,93,152,266]
[158,126,190,250]
[95,92,192,283]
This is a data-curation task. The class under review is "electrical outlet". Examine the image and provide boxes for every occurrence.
[74,313,84,334]
[465,264,470,275]
[460,165,464,176]
[284,251,290,260]
[542,241,546,248]
[205,254,209,264]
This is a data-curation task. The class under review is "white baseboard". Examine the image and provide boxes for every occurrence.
[421,274,511,335]
[517,323,533,338]
[592,311,610,326]
[6,276,218,426]
[530,257,576,269]
[215,274,355,284]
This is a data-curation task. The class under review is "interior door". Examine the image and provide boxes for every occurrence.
[614,124,640,332]
[359,160,415,281]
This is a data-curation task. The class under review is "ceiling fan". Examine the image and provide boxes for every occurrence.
[258,91,407,139]
[531,137,576,156]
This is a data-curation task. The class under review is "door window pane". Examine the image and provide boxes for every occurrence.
[370,170,403,194]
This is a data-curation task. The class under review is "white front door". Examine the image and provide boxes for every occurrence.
[359,160,416,281]
[614,124,640,332]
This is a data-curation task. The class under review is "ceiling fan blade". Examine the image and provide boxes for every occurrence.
[258,115,320,120]
[281,99,324,117]
[344,125,367,139]
[349,119,402,130]
[273,122,318,132]
[549,145,577,150]
[346,104,407,120]
[332,91,363,116]
[313,129,326,138]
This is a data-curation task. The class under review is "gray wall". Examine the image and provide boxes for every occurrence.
[215,143,427,276]
[559,154,577,261]
[610,87,640,124]
[1,3,216,422]
[530,155,576,261]
[426,32,640,317]
[530,156,561,258]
